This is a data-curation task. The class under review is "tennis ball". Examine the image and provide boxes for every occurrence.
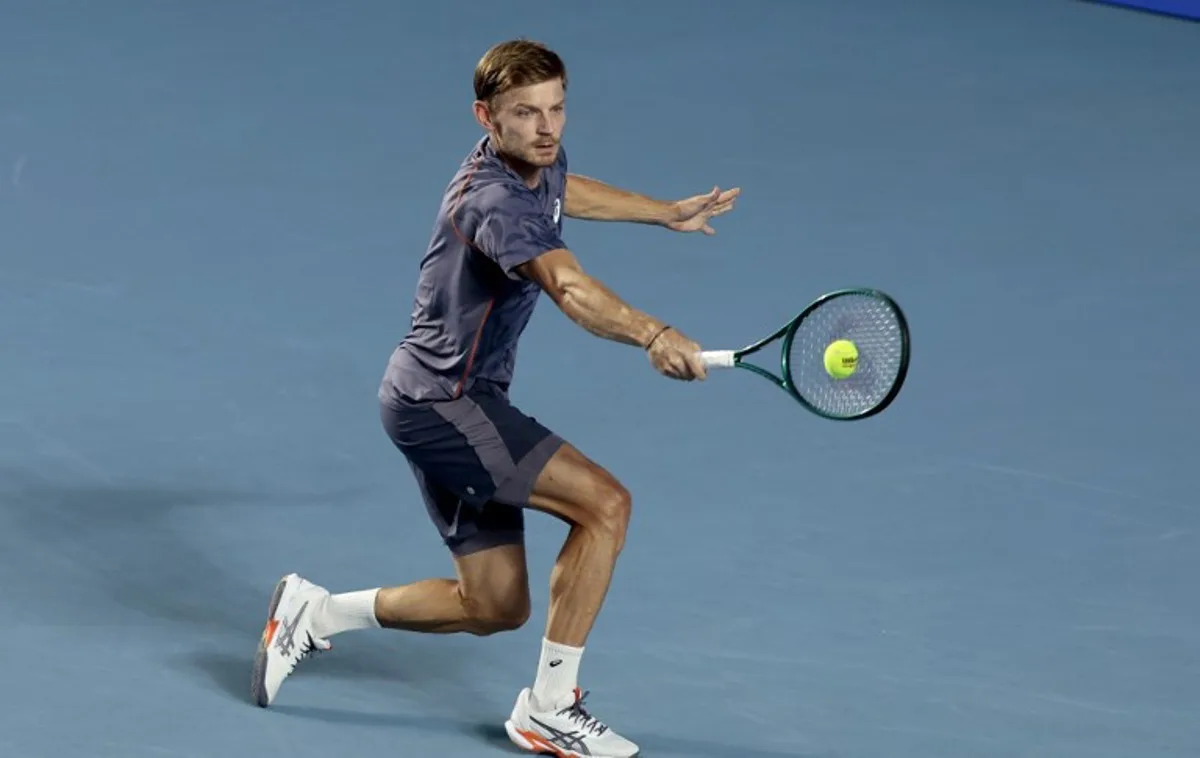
[824,339,858,379]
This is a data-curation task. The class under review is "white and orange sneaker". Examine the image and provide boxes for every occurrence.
[505,687,640,758]
[251,573,332,707]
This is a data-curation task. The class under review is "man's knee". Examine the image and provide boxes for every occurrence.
[591,479,632,548]
[459,585,532,636]
[527,441,633,550]
[564,460,634,548]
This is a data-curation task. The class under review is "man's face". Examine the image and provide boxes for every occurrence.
[476,78,566,171]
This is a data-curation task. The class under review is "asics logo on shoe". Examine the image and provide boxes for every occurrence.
[529,718,592,755]
[274,601,309,658]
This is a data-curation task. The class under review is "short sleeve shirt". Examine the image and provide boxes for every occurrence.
[380,136,568,404]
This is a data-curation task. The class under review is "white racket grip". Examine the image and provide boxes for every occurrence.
[699,350,736,369]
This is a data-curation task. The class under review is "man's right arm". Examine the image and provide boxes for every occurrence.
[516,249,707,380]
[516,249,666,348]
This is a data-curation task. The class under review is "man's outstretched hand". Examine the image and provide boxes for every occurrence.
[663,186,740,235]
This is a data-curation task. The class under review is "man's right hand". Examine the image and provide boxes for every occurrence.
[646,327,708,381]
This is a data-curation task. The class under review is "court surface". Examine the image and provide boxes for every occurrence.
[2,1,1197,756]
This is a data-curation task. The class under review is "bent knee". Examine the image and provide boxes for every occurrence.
[590,480,632,547]
[462,593,531,636]
[535,443,633,545]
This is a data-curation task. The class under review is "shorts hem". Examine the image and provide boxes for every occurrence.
[447,529,525,557]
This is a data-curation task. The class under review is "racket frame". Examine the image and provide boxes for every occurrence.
[702,287,910,421]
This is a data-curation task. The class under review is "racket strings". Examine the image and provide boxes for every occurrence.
[787,294,906,418]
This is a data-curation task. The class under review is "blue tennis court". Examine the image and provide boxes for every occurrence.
[2,1,1197,756]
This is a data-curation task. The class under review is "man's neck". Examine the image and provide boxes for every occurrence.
[491,141,541,189]
[505,157,541,189]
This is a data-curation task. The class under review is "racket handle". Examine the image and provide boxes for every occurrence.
[698,350,736,368]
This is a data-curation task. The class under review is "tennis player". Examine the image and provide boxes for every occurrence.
[252,38,738,758]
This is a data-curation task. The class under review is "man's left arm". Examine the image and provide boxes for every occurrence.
[564,173,740,235]
[564,173,671,225]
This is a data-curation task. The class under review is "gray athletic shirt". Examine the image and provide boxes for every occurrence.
[379,136,568,406]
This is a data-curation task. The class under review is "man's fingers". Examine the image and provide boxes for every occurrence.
[694,187,738,209]
[692,187,720,211]
[696,192,737,221]
[670,350,706,381]
[651,340,710,381]
[673,354,692,379]
[653,354,686,380]
[670,353,696,381]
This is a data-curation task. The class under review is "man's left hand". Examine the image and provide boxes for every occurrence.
[664,186,741,235]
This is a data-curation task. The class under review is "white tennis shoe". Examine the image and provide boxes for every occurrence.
[251,573,332,707]
[505,686,640,758]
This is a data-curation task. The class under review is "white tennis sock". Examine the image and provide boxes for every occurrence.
[531,638,584,711]
[312,589,381,639]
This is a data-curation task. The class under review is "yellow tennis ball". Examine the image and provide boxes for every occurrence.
[824,339,858,379]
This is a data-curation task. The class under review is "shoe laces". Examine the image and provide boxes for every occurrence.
[300,632,324,659]
[556,689,609,736]
[281,632,327,677]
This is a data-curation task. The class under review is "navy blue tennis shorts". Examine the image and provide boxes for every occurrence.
[379,381,564,556]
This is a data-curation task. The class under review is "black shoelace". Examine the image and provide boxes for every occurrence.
[557,690,609,736]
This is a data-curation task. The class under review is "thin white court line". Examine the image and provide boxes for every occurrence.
[965,461,1195,515]
[0,268,119,295]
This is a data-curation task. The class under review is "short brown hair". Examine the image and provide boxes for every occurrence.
[474,39,567,104]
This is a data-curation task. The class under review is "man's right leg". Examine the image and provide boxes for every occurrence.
[251,473,537,707]
[251,536,534,708]
[369,537,533,635]
[252,391,544,708]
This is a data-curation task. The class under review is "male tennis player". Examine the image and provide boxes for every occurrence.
[252,39,738,758]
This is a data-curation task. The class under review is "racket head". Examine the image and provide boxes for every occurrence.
[778,288,910,420]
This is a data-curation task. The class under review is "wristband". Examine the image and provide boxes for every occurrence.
[644,325,672,350]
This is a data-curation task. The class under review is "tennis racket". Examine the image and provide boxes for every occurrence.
[698,288,910,420]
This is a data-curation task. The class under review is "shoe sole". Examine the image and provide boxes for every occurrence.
[250,574,291,708]
[503,719,639,758]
